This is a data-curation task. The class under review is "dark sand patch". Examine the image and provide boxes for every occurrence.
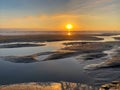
[0,34,103,43]
[114,37,120,40]
[0,43,45,48]
[97,33,120,36]
[43,50,76,61]
[2,56,38,63]
[77,53,107,61]
[0,52,54,63]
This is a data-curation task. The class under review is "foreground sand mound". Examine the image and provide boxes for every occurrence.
[0,82,98,90]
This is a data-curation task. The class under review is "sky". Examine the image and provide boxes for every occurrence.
[0,0,120,31]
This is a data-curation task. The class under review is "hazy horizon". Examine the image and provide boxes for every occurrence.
[0,28,119,32]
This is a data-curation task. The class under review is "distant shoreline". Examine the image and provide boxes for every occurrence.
[0,34,103,43]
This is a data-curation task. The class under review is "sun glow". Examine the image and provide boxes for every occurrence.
[66,24,73,30]
[66,24,73,36]
[67,32,71,36]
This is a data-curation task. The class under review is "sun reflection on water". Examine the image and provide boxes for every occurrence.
[67,32,71,36]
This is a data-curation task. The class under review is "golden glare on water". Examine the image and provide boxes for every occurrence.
[67,32,71,36]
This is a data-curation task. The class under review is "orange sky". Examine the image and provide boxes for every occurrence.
[0,0,120,31]
[1,14,120,31]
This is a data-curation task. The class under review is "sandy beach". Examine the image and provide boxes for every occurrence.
[0,32,120,90]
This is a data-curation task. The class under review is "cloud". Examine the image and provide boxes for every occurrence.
[67,0,119,14]
[36,14,79,19]
[0,13,107,30]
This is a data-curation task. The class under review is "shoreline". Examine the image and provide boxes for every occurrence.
[0,33,120,90]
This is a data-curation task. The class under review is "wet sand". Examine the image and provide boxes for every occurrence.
[100,81,120,90]
[114,37,120,40]
[0,33,120,90]
[0,34,103,43]
[2,41,120,63]
[0,43,45,48]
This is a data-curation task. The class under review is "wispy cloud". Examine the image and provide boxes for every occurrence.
[67,0,119,15]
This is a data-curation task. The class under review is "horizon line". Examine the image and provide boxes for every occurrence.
[0,28,119,32]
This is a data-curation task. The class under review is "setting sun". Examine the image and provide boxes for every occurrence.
[66,24,73,30]
[66,24,73,36]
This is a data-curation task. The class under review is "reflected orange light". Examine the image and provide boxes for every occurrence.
[67,32,71,36]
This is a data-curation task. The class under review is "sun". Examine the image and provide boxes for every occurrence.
[65,24,73,36]
[66,24,73,30]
